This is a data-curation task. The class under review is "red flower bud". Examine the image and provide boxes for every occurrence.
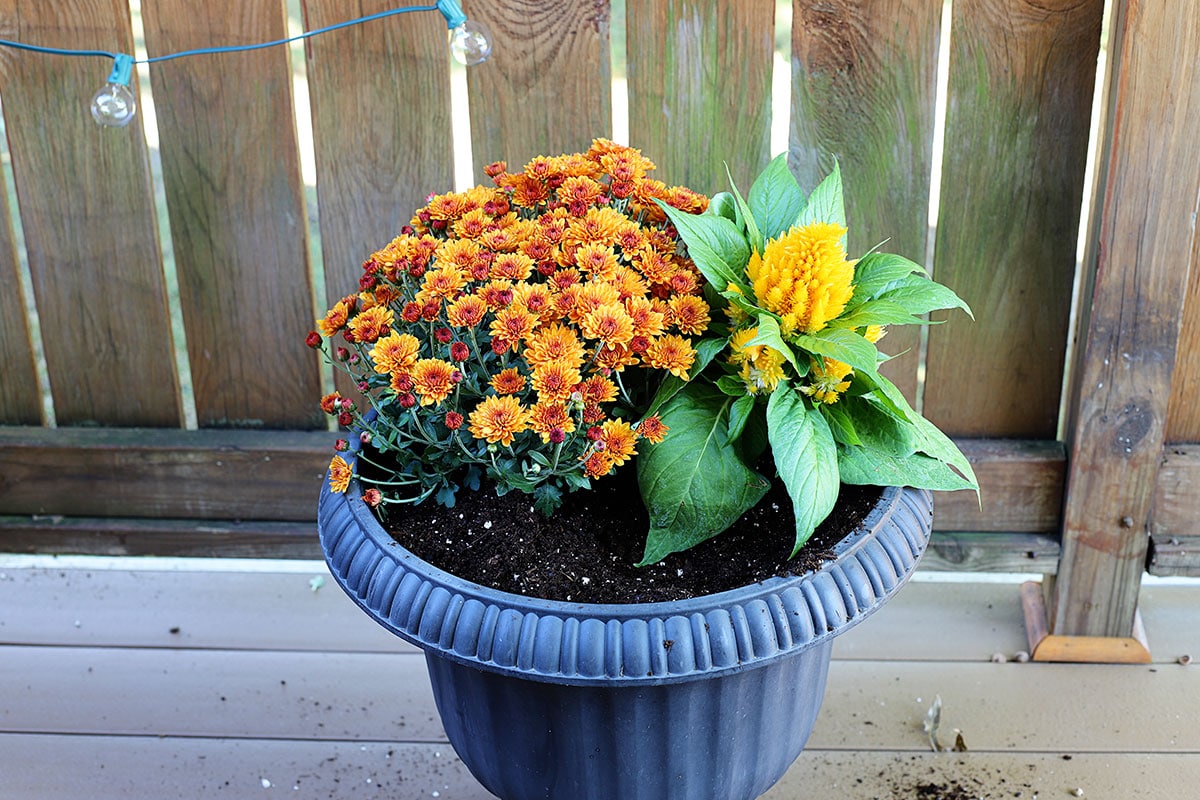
[549,428,566,444]
[450,342,470,362]
[337,411,353,427]
[586,426,604,441]
[444,411,464,430]
[402,302,422,322]
[357,381,370,392]
[361,488,383,508]
[629,335,650,354]
[491,338,510,355]
[359,273,377,290]
[421,301,440,321]
[399,393,417,409]
[334,438,349,451]
[359,431,372,444]
[335,347,350,361]
[435,327,453,343]
[305,331,322,348]
[408,262,426,278]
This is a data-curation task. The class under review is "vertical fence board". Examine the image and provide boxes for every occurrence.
[1054,0,1200,638]
[789,0,941,404]
[301,0,453,398]
[921,0,1102,438]
[0,161,39,424]
[465,0,611,174]
[626,0,773,196]
[0,1,181,427]
[1166,229,1200,442]
[142,0,321,429]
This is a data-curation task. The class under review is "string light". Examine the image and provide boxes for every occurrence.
[0,0,492,128]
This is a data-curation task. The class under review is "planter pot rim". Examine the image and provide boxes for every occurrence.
[320,463,932,686]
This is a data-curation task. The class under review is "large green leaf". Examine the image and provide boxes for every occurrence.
[792,327,879,375]
[795,160,846,230]
[657,201,749,291]
[767,387,841,556]
[744,314,806,375]
[724,164,763,256]
[876,275,974,319]
[829,299,929,330]
[748,154,806,243]
[637,384,770,565]
[837,443,978,491]
[849,252,928,306]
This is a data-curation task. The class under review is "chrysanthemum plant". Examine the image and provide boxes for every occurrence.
[637,155,979,565]
[309,140,711,519]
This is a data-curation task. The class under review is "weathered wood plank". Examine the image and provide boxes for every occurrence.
[924,531,1060,573]
[301,0,454,400]
[0,516,323,559]
[1166,228,1200,440]
[1149,446,1200,575]
[1053,1,1200,638]
[931,438,1064,533]
[626,0,774,195]
[0,426,334,520]
[790,0,942,403]
[0,0,181,427]
[466,0,611,176]
[922,0,1103,437]
[0,736,490,800]
[6,644,1200,753]
[141,0,321,429]
[0,161,39,425]
[6,737,1200,800]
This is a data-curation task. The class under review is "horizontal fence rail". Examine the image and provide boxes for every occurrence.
[0,2,1198,631]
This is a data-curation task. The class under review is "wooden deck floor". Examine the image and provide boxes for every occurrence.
[2,558,1198,799]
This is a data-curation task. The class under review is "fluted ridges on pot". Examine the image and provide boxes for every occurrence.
[319,480,932,686]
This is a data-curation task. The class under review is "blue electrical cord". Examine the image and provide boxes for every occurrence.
[0,1,456,72]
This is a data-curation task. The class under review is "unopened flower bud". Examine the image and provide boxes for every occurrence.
[444,411,464,430]
[361,488,383,508]
[337,411,353,427]
[334,438,350,451]
[359,431,372,444]
[399,393,417,409]
[549,428,566,444]
[450,342,470,362]
[336,347,350,361]
[435,327,453,343]
[305,331,322,348]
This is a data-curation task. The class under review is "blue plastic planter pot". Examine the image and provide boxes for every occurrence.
[319,478,932,800]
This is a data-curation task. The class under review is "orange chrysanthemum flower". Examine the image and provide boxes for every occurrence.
[668,295,711,335]
[747,222,854,335]
[644,334,695,379]
[569,282,623,325]
[371,332,421,375]
[525,322,585,370]
[328,455,353,494]
[424,192,467,221]
[582,450,614,479]
[575,375,618,405]
[453,208,492,240]
[592,342,640,372]
[531,360,583,403]
[479,226,523,252]
[512,283,555,323]
[625,296,667,339]
[581,303,636,346]
[478,280,515,311]
[489,306,538,348]
[637,414,669,444]
[490,367,526,395]
[418,266,469,304]
[410,359,458,406]
[318,300,351,337]
[573,242,620,279]
[436,238,484,271]
[563,207,626,251]
[490,252,535,282]
[599,419,638,468]
[558,175,606,209]
[468,395,530,446]
[348,305,394,344]
[528,400,576,443]
[446,294,488,328]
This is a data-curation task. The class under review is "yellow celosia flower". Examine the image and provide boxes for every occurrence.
[864,325,887,343]
[728,327,786,394]
[800,357,854,404]
[746,222,854,335]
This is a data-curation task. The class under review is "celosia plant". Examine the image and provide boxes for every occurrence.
[308,140,712,517]
[637,155,978,564]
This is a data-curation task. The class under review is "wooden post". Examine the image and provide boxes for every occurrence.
[1046,0,1200,655]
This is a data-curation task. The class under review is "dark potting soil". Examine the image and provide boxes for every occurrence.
[374,466,884,604]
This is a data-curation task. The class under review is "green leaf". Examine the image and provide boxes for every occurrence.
[849,252,928,306]
[829,299,928,329]
[724,164,762,255]
[820,401,862,447]
[707,192,739,224]
[637,385,770,565]
[657,201,749,290]
[532,482,563,517]
[716,374,747,396]
[728,392,757,442]
[748,153,806,243]
[837,444,978,491]
[644,334,730,417]
[767,387,841,556]
[792,327,879,375]
[796,161,846,230]
[527,450,551,467]
[744,314,806,375]
[877,276,974,319]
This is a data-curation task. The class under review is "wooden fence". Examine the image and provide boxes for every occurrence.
[0,0,1197,642]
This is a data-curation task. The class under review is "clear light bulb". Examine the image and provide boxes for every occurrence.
[449,20,492,66]
[91,82,137,128]
[91,54,137,128]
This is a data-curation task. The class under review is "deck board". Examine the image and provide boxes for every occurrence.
[2,563,1199,798]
